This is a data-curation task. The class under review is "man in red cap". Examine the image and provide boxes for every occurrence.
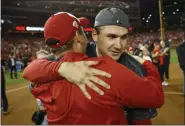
[25,12,164,125]
[25,12,112,97]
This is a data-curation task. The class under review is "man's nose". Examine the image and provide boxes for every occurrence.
[114,38,122,50]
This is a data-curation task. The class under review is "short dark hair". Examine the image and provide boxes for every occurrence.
[46,38,73,54]
[77,26,84,35]
[94,27,102,35]
[45,38,60,47]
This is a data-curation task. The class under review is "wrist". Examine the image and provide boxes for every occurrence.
[58,62,68,77]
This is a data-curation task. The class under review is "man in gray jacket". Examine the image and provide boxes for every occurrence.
[176,41,185,95]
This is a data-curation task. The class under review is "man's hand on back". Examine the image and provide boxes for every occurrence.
[132,55,147,64]
[36,49,49,59]
[58,61,111,99]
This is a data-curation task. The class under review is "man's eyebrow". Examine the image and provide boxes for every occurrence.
[121,33,129,37]
[106,33,129,37]
[106,33,118,37]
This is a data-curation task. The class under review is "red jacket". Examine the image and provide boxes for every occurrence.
[24,52,164,125]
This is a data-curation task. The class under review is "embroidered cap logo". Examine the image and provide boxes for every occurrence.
[73,20,79,28]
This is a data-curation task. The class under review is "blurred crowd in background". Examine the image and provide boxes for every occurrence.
[1,30,184,81]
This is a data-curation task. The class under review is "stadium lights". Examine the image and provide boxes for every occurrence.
[26,26,44,31]
[16,26,93,32]
[146,20,149,23]
[174,1,177,4]
[142,18,145,20]
[16,26,26,31]
[176,9,179,12]
[149,14,152,17]
[1,19,4,24]
[173,12,176,14]
[162,12,165,14]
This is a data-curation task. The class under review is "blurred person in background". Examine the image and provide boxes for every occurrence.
[22,55,29,68]
[1,62,9,115]
[152,42,167,86]
[176,40,185,95]
[8,53,18,79]
[127,47,134,55]
[160,40,170,82]
[16,57,24,72]
[163,40,171,80]
[140,46,152,62]
[1,38,9,115]
[133,48,143,57]
[143,41,153,60]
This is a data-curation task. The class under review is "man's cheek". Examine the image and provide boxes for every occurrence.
[121,42,127,50]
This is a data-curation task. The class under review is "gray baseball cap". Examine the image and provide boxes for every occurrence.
[94,8,130,28]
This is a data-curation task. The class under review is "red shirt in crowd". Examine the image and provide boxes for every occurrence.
[153,49,164,65]
[24,52,164,125]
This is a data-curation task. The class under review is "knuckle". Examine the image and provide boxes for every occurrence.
[93,69,99,74]
[89,83,95,88]
[82,61,87,66]
[79,78,85,83]
[81,62,85,66]
[86,71,92,77]
[96,79,100,84]
[95,88,101,92]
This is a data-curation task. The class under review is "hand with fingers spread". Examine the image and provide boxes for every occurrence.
[58,61,111,99]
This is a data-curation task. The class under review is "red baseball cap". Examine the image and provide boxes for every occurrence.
[44,12,89,48]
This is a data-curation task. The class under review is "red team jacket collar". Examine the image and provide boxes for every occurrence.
[61,52,113,63]
[61,52,88,62]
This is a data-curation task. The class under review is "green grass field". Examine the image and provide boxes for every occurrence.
[5,71,28,85]
[170,49,179,63]
[5,49,179,85]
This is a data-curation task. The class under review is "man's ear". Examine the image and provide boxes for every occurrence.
[72,36,80,44]
[91,28,98,42]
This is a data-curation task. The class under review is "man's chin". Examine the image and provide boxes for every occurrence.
[109,54,121,61]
